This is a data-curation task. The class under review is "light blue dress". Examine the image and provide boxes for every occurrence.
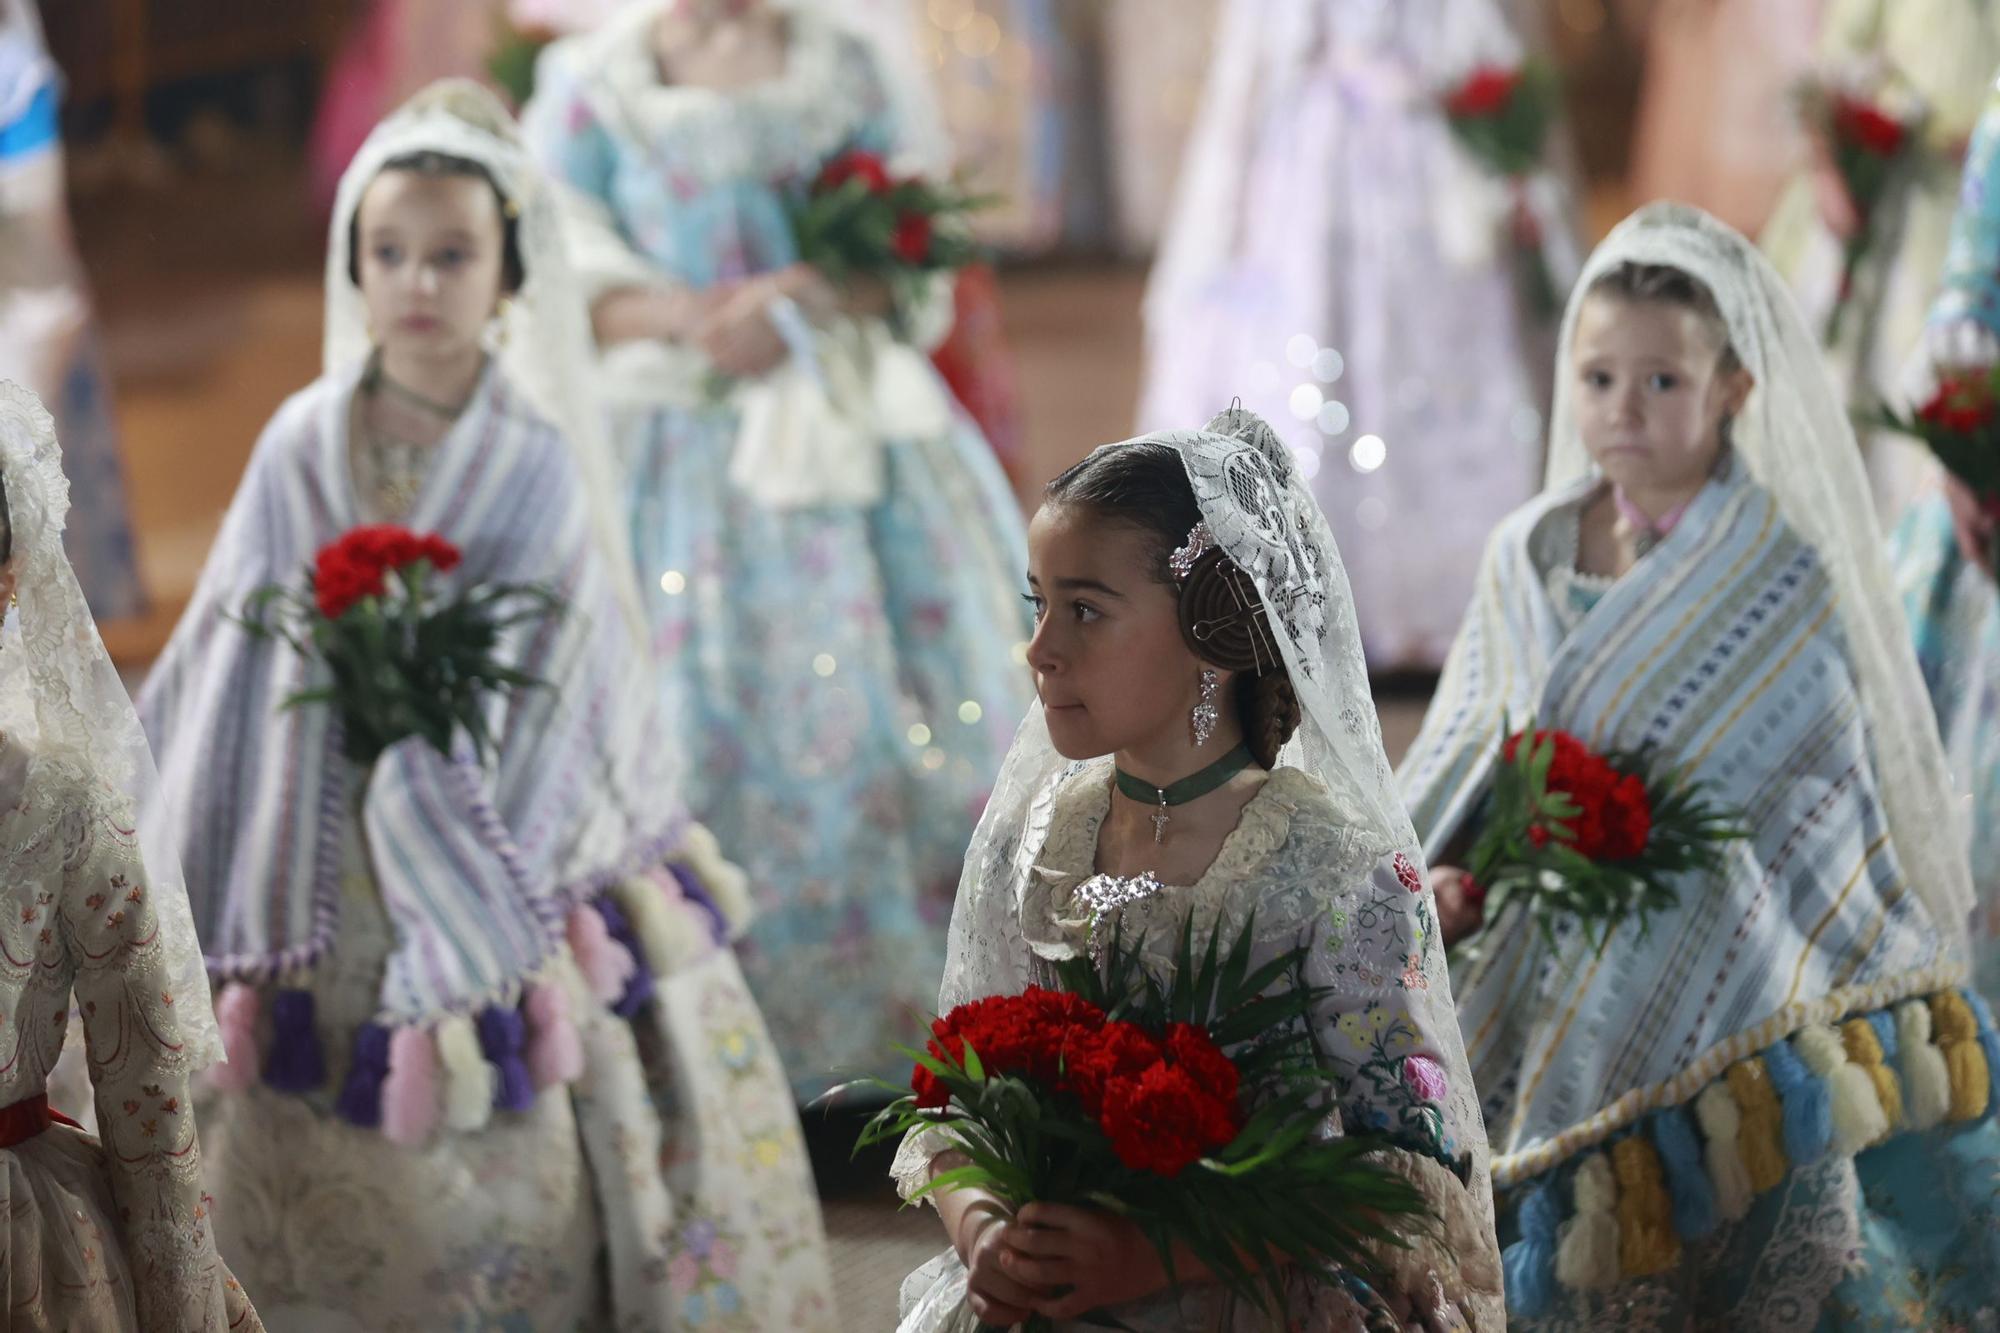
[522,8,1032,1099]
[1893,73,2000,1005]
[0,20,144,619]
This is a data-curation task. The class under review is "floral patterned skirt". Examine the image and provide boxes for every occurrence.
[624,402,1031,1098]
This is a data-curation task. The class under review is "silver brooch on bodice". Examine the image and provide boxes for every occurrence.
[1073,871,1166,964]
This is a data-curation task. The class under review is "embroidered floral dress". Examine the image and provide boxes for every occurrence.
[522,6,1032,1098]
[893,763,1505,1331]
[0,744,261,1331]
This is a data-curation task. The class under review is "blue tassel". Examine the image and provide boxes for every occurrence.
[594,896,657,1018]
[333,1021,392,1127]
[1648,1104,1719,1239]
[1967,989,2000,1111]
[477,1006,537,1112]
[1867,1010,1899,1060]
[1502,1181,1560,1319]
[1762,1037,1832,1165]
[262,988,327,1094]
[668,863,729,945]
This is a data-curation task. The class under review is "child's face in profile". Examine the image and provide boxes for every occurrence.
[356,169,508,363]
[1023,504,1209,763]
[1569,292,1754,500]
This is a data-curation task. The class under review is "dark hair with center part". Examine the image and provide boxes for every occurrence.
[0,466,12,566]
[1044,442,1302,768]
[348,150,525,293]
[1587,261,1742,374]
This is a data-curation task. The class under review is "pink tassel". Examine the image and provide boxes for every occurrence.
[210,984,261,1092]
[567,904,635,1006]
[524,984,585,1089]
[380,1026,443,1148]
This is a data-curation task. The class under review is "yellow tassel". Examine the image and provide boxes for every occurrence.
[1895,1000,1952,1131]
[1611,1137,1681,1277]
[1927,991,1992,1122]
[1725,1058,1789,1193]
[1555,1152,1622,1291]
[1796,1023,1887,1155]
[1694,1082,1754,1221]
[675,822,756,941]
[436,1014,494,1132]
[1840,1018,1903,1132]
[612,876,705,976]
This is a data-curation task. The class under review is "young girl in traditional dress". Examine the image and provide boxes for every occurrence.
[520,0,1032,1099]
[1404,202,2000,1328]
[1139,0,1581,671]
[0,382,260,1330]
[893,408,1503,1331]
[139,82,834,1331]
[1892,72,2000,1004]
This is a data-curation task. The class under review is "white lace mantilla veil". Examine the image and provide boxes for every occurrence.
[323,78,646,639]
[1546,202,1975,936]
[937,406,1423,1017]
[0,382,223,1068]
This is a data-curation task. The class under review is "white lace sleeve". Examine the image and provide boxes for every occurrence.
[887,793,1039,1204]
[60,785,259,1332]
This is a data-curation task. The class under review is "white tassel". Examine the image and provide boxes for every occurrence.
[677,822,756,940]
[1555,1152,1621,1291]
[1796,1023,1886,1155]
[1694,1083,1754,1221]
[436,1014,495,1132]
[1896,1001,1953,1131]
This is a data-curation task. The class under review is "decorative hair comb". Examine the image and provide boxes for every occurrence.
[1169,522,1215,582]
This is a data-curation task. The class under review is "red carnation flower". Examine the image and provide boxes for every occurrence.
[1061,1021,1163,1117]
[1832,96,1908,157]
[1445,66,1520,119]
[817,148,891,194]
[1163,1023,1240,1108]
[892,212,933,264]
[1099,1062,1238,1178]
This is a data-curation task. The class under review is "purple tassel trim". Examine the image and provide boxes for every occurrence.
[477,1006,537,1113]
[334,1021,392,1127]
[668,863,729,946]
[263,988,327,1094]
[594,896,657,1018]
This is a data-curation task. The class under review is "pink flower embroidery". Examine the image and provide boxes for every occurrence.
[1392,853,1424,895]
[708,1240,739,1281]
[1401,1053,1449,1104]
[667,1251,701,1295]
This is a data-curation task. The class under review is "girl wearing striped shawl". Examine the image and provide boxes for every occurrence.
[137,83,834,1331]
[1401,203,2000,1329]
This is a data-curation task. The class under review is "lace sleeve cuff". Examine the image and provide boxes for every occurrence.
[889,1125,958,1205]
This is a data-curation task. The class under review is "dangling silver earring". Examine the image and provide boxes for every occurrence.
[1191,667,1220,747]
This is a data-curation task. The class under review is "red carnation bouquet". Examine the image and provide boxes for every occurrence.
[788,147,987,306]
[236,525,560,766]
[1799,80,1926,345]
[1439,60,1563,315]
[1873,366,2000,572]
[1460,723,1749,955]
[851,916,1431,1329]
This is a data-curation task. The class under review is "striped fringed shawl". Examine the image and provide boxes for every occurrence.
[139,360,679,1025]
[1397,459,1951,1168]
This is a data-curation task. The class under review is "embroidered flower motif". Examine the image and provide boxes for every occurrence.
[122,1100,139,1116]
[1401,1054,1449,1104]
[1393,853,1424,895]
[84,894,104,910]
[105,911,124,929]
